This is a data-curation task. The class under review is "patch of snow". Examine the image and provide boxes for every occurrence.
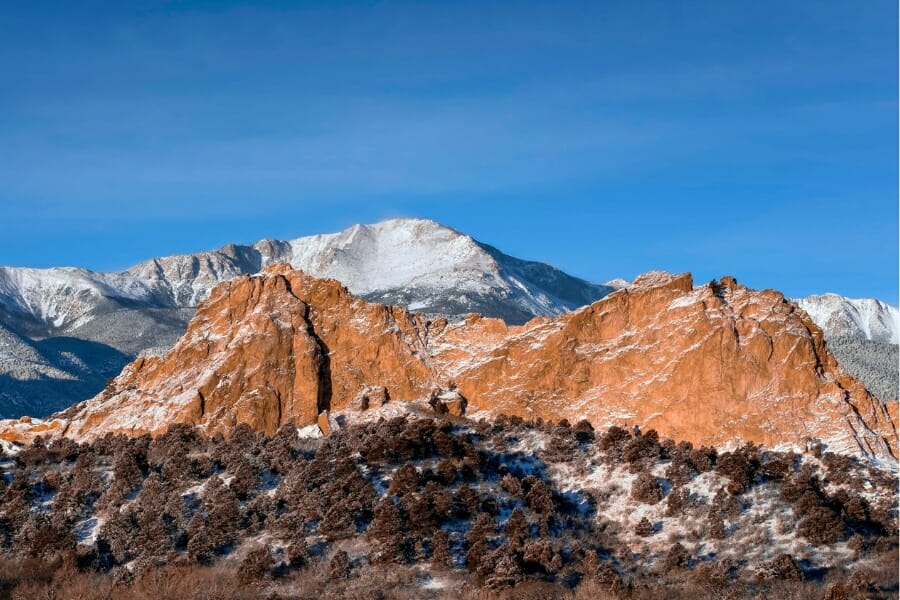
[297,424,323,439]
[75,517,104,545]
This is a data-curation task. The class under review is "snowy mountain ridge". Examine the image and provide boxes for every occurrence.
[0,218,612,335]
[793,293,899,344]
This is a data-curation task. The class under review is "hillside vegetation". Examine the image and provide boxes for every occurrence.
[0,414,896,599]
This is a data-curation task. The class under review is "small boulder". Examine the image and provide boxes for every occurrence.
[351,389,369,411]
[369,385,390,406]
[351,385,390,411]
[316,410,340,436]
[428,388,467,417]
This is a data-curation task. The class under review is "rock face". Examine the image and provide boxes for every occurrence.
[47,265,436,439]
[4,266,896,461]
[433,273,896,459]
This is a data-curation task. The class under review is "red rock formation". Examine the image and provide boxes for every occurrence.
[431,272,897,459]
[41,265,435,439]
[2,266,895,460]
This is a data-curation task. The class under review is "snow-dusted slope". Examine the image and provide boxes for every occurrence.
[0,320,129,418]
[0,267,138,332]
[285,219,610,323]
[795,293,899,344]
[0,218,610,335]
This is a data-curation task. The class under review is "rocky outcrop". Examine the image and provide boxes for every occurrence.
[432,272,897,459]
[427,388,468,417]
[44,265,436,439]
[352,386,390,411]
[3,266,896,460]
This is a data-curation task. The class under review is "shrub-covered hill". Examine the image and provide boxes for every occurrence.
[0,413,896,599]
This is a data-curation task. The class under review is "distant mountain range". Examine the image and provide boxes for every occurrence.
[794,294,899,344]
[0,218,610,335]
[0,218,896,418]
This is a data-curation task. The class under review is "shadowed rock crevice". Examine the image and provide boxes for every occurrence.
[307,319,332,417]
[281,274,332,421]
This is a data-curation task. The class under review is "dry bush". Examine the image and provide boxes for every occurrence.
[634,517,653,537]
[715,446,759,494]
[665,486,690,516]
[237,545,273,584]
[328,549,352,580]
[706,512,727,540]
[631,472,663,504]
[573,420,595,444]
[756,553,802,581]
[796,506,845,545]
[661,543,690,574]
[598,426,631,457]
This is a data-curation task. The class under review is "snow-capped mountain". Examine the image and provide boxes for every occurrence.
[0,218,612,417]
[794,293,899,344]
[0,218,611,336]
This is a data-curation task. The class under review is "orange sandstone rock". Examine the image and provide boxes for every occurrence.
[4,266,895,460]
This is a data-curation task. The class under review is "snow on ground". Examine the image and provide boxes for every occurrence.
[297,424,322,439]
[75,516,105,546]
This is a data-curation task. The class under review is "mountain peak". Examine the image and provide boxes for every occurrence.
[0,219,895,421]
[795,293,899,344]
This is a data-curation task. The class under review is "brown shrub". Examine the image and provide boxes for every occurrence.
[630,472,663,505]
[388,463,420,496]
[526,480,554,514]
[328,550,352,580]
[634,518,653,537]
[573,420,595,443]
[505,508,529,549]
[715,447,758,494]
[662,542,689,572]
[485,548,525,590]
[431,529,452,568]
[598,426,631,455]
[756,553,802,581]
[237,545,273,584]
[707,513,727,540]
[665,486,690,517]
[796,506,845,545]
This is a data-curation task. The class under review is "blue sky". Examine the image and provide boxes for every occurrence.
[1,1,897,302]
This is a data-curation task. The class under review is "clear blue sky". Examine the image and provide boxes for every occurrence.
[1,1,897,302]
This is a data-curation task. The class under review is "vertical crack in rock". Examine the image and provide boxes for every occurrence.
[282,275,332,417]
